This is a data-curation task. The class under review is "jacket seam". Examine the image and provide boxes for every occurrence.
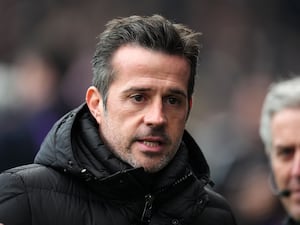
[10,172,33,225]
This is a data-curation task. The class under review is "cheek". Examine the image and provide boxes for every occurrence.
[272,160,289,184]
[103,108,136,139]
[100,115,127,149]
[170,115,187,130]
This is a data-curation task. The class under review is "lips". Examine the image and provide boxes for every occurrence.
[141,135,166,144]
[137,136,167,152]
[143,141,161,147]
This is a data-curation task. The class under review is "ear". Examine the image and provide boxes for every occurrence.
[189,97,193,110]
[186,97,193,121]
[86,86,103,124]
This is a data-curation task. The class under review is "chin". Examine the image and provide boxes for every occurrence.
[289,207,300,222]
[142,162,166,173]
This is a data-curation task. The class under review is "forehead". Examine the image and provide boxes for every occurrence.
[110,45,190,85]
[271,108,300,144]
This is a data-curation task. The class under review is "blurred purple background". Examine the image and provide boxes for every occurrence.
[1,1,300,224]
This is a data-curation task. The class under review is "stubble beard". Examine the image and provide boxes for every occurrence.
[107,142,173,173]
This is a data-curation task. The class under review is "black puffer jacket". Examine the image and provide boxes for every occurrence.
[0,104,236,225]
[283,217,300,225]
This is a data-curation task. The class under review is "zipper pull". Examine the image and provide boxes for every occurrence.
[141,194,154,224]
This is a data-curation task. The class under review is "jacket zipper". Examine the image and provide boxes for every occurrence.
[141,194,154,224]
[140,171,199,224]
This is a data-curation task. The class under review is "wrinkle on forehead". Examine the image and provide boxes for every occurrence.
[111,45,190,85]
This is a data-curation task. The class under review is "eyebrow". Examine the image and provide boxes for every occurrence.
[168,88,187,98]
[275,144,295,149]
[123,87,187,98]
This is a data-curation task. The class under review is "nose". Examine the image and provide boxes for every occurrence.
[144,100,167,127]
[291,149,300,177]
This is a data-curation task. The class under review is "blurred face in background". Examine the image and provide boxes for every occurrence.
[14,52,58,113]
[270,108,300,221]
[87,45,191,173]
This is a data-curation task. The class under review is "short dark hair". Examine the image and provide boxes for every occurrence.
[260,76,300,154]
[92,14,202,107]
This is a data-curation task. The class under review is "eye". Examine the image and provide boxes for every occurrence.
[276,146,295,159]
[130,94,145,103]
[166,96,181,105]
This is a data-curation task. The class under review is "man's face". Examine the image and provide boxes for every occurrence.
[92,45,191,173]
[271,108,300,221]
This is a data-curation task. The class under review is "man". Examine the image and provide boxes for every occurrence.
[260,76,300,225]
[0,43,70,172]
[0,15,236,225]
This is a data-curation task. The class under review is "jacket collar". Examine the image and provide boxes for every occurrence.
[284,217,300,225]
[35,103,211,192]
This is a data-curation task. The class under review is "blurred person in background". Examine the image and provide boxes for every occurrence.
[260,76,300,225]
[190,74,285,225]
[0,43,71,172]
[0,15,236,225]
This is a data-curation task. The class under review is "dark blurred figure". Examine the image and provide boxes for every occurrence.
[260,76,300,225]
[190,74,285,225]
[0,44,71,172]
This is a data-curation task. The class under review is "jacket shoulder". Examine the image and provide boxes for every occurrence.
[193,187,237,225]
[0,164,61,199]
[1,164,81,192]
[205,187,233,210]
[0,164,86,224]
[0,164,51,223]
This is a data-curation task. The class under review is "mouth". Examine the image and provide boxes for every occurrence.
[136,136,167,152]
[287,188,300,199]
[291,189,300,194]
[142,140,162,147]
